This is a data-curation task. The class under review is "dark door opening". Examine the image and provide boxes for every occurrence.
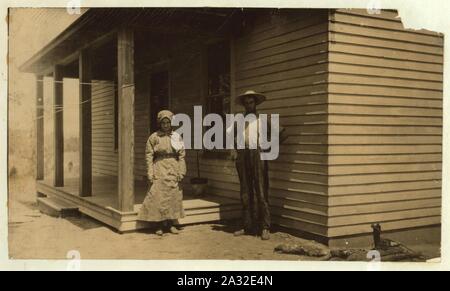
[149,70,170,133]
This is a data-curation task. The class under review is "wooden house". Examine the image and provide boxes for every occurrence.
[20,8,443,247]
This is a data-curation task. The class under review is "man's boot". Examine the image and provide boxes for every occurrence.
[261,229,270,240]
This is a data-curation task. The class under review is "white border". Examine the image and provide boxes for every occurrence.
[0,0,449,271]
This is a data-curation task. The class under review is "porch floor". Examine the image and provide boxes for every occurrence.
[36,176,241,232]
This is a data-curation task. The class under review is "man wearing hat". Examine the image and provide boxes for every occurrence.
[232,90,288,240]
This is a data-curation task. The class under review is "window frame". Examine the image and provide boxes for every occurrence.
[201,37,235,160]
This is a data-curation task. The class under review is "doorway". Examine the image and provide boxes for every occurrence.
[149,70,170,133]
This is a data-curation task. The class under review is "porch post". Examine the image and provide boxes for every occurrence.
[53,65,64,187]
[36,75,44,181]
[117,27,135,212]
[79,50,92,197]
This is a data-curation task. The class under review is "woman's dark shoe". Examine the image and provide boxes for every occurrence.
[261,229,270,240]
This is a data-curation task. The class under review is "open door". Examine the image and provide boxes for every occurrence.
[149,70,170,133]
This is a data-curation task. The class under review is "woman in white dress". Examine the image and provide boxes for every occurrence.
[137,110,186,236]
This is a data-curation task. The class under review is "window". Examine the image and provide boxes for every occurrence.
[206,40,231,119]
[149,70,170,134]
[203,40,231,159]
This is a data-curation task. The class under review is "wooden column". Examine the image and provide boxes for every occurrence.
[79,51,92,197]
[117,27,135,212]
[53,65,64,187]
[36,75,44,181]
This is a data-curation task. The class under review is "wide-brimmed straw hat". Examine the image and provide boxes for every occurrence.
[236,90,267,106]
[157,110,174,123]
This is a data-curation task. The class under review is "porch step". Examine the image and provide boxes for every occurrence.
[37,197,80,218]
[181,196,242,225]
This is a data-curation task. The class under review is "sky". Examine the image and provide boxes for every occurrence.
[9,8,85,134]
[8,8,85,177]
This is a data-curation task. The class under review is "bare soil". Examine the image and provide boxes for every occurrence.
[8,176,326,261]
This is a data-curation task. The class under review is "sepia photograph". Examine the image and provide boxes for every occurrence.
[2,0,448,271]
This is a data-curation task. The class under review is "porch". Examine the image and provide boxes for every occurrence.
[36,176,241,232]
[21,8,244,232]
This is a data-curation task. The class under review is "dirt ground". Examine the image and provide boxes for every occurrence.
[8,177,329,261]
[7,177,441,261]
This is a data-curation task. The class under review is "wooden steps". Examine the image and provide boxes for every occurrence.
[36,179,241,231]
[37,197,80,218]
[181,196,241,225]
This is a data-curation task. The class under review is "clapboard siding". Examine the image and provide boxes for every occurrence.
[327,9,443,238]
[134,74,150,180]
[234,10,330,236]
[91,81,118,177]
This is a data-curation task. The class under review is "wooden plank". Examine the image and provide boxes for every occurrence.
[329,198,441,217]
[237,22,329,57]
[328,115,442,126]
[92,168,117,176]
[260,104,328,117]
[330,21,443,47]
[331,32,443,55]
[328,207,441,227]
[178,210,241,225]
[271,205,328,225]
[329,52,443,73]
[247,83,328,101]
[237,32,328,64]
[269,188,328,207]
[237,63,328,89]
[328,153,442,165]
[329,171,442,186]
[329,162,442,175]
[329,73,443,91]
[236,71,327,92]
[281,144,328,154]
[329,83,442,99]
[259,94,328,110]
[117,27,135,212]
[271,196,328,216]
[330,43,443,63]
[53,65,64,187]
[284,124,328,135]
[329,104,442,117]
[332,12,444,39]
[79,50,93,197]
[329,188,442,206]
[36,75,44,181]
[272,213,328,237]
[271,154,328,168]
[329,63,443,82]
[328,135,442,145]
[280,115,326,127]
[328,216,441,237]
[237,43,328,73]
[92,159,118,167]
[237,53,328,81]
[236,11,328,47]
[328,144,441,155]
[268,165,328,180]
[328,124,442,135]
[329,180,442,196]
